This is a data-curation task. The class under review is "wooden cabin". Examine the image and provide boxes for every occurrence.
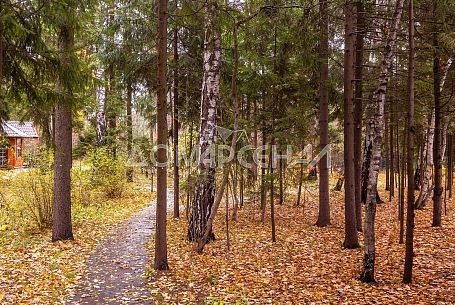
[0,121,39,169]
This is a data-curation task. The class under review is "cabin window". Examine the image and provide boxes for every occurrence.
[16,138,22,160]
[0,146,7,166]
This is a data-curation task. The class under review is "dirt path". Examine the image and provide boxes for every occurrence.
[66,190,174,305]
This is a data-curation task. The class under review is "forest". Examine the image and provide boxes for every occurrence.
[0,0,455,304]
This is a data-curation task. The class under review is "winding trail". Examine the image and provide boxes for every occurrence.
[66,190,174,305]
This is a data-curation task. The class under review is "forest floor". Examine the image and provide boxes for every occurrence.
[0,171,155,304]
[148,175,455,304]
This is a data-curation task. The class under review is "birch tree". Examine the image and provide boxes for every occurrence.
[188,0,221,242]
[360,0,405,283]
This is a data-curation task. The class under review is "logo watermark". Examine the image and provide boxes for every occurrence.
[148,126,331,170]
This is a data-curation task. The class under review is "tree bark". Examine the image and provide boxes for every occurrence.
[449,134,453,199]
[189,1,221,242]
[399,126,405,244]
[415,111,435,209]
[360,0,404,283]
[389,121,395,200]
[95,68,107,145]
[385,109,390,191]
[270,26,277,243]
[196,18,240,253]
[52,23,74,242]
[432,14,442,227]
[316,0,330,227]
[353,0,365,232]
[403,0,415,282]
[126,81,133,182]
[343,0,360,249]
[154,0,169,270]
[186,121,194,219]
[173,0,180,218]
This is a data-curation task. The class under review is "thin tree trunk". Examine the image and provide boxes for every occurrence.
[225,175,230,250]
[389,123,395,200]
[343,0,359,249]
[154,0,169,270]
[414,133,424,190]
[52,22,74,242]
[432,13,442,227]
[186,121,194,220]
[231,167,240,221]
[353,0,365,232]
[253,100,258,181]
[240,166,244,208]
[316,0,330,227]
[416,111,435,208]
[385,108,390,191]
[150,126,155,193]
[173,1,180,218]
[403,0,416,282]
[95,68,107,145]
[269,26,277,243]
[260,129,267,223]
[360,0,404,283]
[279,157,284,205]
[449,134,453,199]
[440,120,449,163]
[126,81,133,182]
[0,3,3,108]
[399,126,405,244]
[296,162,304,206]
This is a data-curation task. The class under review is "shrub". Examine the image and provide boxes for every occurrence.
[87,147,127,198]
[17,169,54,229]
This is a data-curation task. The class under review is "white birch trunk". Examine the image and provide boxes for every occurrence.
[95,68,107,145]
[361,0,405,283]
[188,1,221,242]
[416,58,452,208]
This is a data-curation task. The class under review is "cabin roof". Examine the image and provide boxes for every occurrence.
[1,121,39,138]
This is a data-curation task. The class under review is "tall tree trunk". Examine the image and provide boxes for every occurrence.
[126,81,133,182]
[389,122,395,200]
[343,0,359,249]
[440,120,449,163]
[415,112,435,209]
[154,0,169,270]
[150,126,155,193]
[260,128,267,223]
[95,68,107,145]
[231,167,240,221]
[353,0,365,232]
[269,26,277,243]
[399,126,405,244]
[432,13,442,227]
[173,1,180,219]
[196,17,239,253]
[360,0,404,283]
[186,121,194,219]
[316,0,330,227]
[0,3,3,110]
[106,6,117,157]
[385,109,390,191]
[449,134,453,199]
[279,157,284,205]
[188,1,221,242]
[52,22,74,242]
[403,0,415,282]
[252,99,258,181]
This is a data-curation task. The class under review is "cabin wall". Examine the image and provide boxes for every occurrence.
[7,138,15,168]
[6,138,25,168]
